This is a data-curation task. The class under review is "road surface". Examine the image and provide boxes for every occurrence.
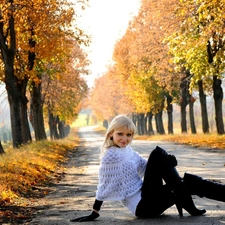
[29,126,225,225]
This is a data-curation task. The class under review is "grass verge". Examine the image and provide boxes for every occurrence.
[95,125,225,150]
[0,128,80,223]
[135,133,225,150]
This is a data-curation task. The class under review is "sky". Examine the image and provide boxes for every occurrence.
[76,0,141,86]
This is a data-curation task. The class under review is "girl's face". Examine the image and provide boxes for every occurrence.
[110,128,134,148]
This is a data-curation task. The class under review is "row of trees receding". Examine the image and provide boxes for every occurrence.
[89,0,225,136]
[0,0,90,150]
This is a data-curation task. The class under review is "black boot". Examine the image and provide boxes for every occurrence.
[184,173,225,202]
[163,167,206,216]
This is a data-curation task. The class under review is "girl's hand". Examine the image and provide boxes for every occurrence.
[70,211,99,222]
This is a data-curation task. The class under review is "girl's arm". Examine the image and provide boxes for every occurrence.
[93,199,103,212]
[70,199,103,222]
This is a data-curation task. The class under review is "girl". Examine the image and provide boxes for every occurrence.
[70,114,225,222]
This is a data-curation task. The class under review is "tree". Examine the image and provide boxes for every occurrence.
[166,0,225,134]
[0,1,23,147]
[43,42,89,139]
[0,0,89,145]
[112,0,183,135]
[89,65,133,121]
[25,0,89,140]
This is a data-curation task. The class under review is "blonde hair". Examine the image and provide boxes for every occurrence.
[100,115,136,155]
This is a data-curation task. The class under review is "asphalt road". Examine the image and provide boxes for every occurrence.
[29,126,225,225]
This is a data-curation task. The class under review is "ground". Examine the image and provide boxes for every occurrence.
[8,126,225,224]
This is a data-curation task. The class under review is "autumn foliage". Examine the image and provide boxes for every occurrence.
[0,0,90,146]
[89,0,225,135]
[89,66,134,121]
[0,127,80,223]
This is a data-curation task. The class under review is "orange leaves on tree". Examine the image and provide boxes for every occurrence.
[89,65,134,121]
[110,0,182,116]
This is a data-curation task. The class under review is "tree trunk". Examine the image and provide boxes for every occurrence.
[0,140,5,154]
[155,110,165,134]
[140,113,145,135]
[137,113,145,135]
[180,73,189,133]
[48,110,60,140]
[58,120,66,139]
[17,29,36,143]
[18,78,32,143]
[144,114,147,135]
[166,95,173,134]
[6,83,23,148]
[198,80,209,133]
[147,112,154,135]
[180,103,187,133]
[189,97,197,134]
[48,106,53,139]
[0,5,23,148]
[136,115,141,135]
[132,113,137,127]
[213,75,225,134]
[30,82,47,141]
[155,113,159,134]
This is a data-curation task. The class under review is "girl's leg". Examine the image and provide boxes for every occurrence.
[162,166,206,216]
[136,146,177,217]
[141,146,177,198]
[136,146,206,218]
[184,173,225,202]
[136,185,175,218]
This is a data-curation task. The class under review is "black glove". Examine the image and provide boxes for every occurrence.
[70,211,99,222]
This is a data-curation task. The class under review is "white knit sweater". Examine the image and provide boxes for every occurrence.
[96,145,147,201]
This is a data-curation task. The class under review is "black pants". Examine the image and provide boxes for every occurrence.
[135,146,176,218]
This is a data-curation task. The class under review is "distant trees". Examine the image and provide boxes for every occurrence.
[0,0,90,147]
[89,0,225,135]
[89,66,133,122]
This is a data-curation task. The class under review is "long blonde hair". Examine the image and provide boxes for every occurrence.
[100,115,136,155]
